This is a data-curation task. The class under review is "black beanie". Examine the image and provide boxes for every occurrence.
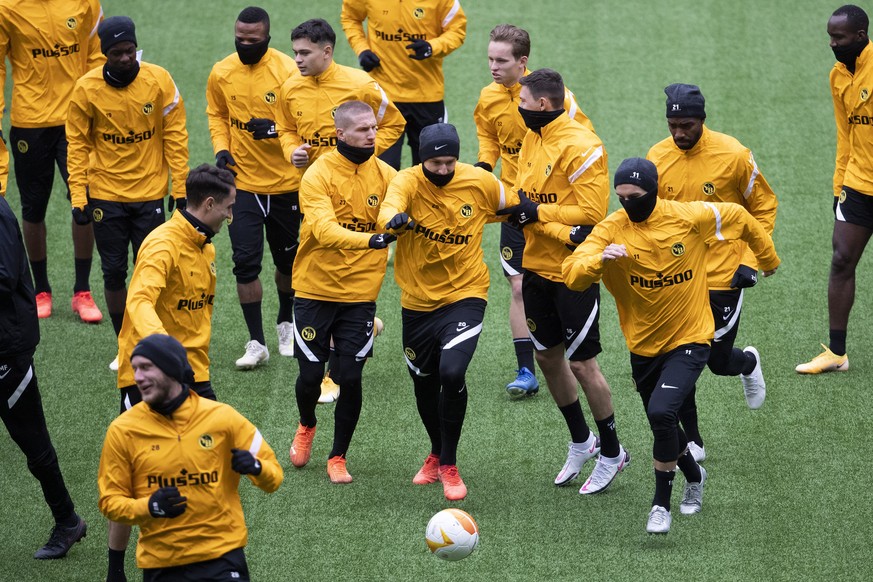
[419,123,460,162]
[614,157,658,195]
[98,16,137,54]
[665,83,705,119]
[131,334,195,385]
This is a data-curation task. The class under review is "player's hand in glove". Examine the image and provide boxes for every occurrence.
[385,212,410,230]
[730,264,758,289]
[148,486,187,518]
[406,39,432,60]
[498,190,540,227]
[168,197,187,213]
[230,448,262,475]
[473,161,493,172]
[369,233,397,249]
[565,224,593,250]
[358,50,381,72]
[215,150,237,176]
[246,118,278,140]
[71,206,91,225]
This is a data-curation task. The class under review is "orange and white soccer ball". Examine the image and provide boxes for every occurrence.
[425,509,479,561]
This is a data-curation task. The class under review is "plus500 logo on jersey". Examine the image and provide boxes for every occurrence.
[147,469,219,488]
[177,294,215,311]
[374,30,426,42]
[630,269,694,288]
[31,43,80,58]
[411,223,473,245]
[103,127,157,145]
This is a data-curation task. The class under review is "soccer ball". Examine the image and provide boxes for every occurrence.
[374,316,384,337]
[425,509,479,561]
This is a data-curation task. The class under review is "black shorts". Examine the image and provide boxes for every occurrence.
[228,190,300,284]
[401,298,486,376]
[119,381,216,414]
[710,288,744,346]
[142,547,249,582]
[499,221,525,277]
[380,101,446,169]
[292,298,377,362]
[521,271,602,361]
[9,125,70,223]
[630,344,710,410]
[90,199,164,289]
[835,186,873,229]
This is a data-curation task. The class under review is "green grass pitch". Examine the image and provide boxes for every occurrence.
[2,0,872,580]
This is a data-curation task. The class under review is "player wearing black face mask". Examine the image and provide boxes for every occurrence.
[206,6,301,370]
[378,122,520,502]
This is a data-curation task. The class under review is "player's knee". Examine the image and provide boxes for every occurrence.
[706,357,733,376]
[103,268,127,291]
[647,406,677,434]
[296,359,324,388]
[830,246,860,275]
[439,365,467,393]
[233,267,261,285]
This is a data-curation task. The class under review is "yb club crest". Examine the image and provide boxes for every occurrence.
[199,434,214,449]
[671,242,686,257]
[702,182,715,196]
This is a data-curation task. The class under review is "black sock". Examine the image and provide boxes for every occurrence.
[653,469,675,511]
[513,338,535,371]
[107,548,127,582]
[741,350,757,375]
[677,451,701,482]
[73,258,92,293]
[109,312,124,336]
[558,399,591,443]
[438,384,468,466]
[330,379,362,458]
[295,376,319,428]
[829,329,847,356]
[241,301,265,344]
[594,414,620,458]
[276,290,294,324]
[413,375,442,456]
[31,259,50,294]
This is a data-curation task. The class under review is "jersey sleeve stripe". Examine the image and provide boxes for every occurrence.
[163,84,181,117]
[565,90,578,119]
[568,145,603,184]
[90,8,104,38]
[442,0,462,28]
[742,157,759,200]
[496,178,506,210]
[248,429,263,455]
[703,201,725,240]
[375,86,390,122]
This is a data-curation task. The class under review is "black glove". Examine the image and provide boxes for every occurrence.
[385,212,410,230]
[148,486,187,518]
[230,448,262,475]
[369,233,397,249]
[565,224,594,250]
[246,118,278,140]
[473,161,493,173]
[358,50,381,72]
[71,206,91,225]
[730,264,758,289]
[167,197,187,213]
[498,190,540,227]
[215,150,237,176]
[406,39,432,60]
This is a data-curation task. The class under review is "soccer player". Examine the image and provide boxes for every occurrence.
[0,0,104,322]
[499,68,629,495]
[107,164,235,582]
[288,100,397,483]
[276,18,405,178]
[66,16,189,363]
[207,7,300,370]
[378,123,519,501]
[98,334,283,581]
[563,157,780,534]
[474,24,596,397]
[647,83,778,462]
[797,4,872,373]
[340,0,467,169]
[0,195,86,560]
